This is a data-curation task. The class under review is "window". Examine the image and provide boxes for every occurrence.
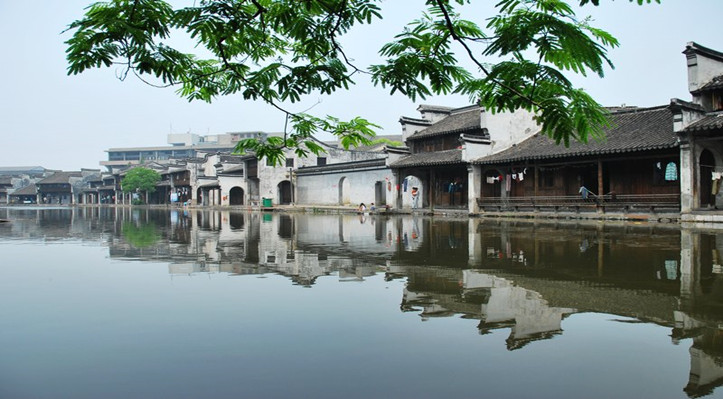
[712,91,723,111]
[286,158,294,168]
[317,157,327,166]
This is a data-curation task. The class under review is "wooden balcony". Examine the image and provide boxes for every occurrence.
[172,178,191,186]
[476,194,680,213]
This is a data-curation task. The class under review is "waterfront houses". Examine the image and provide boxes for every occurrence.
[389,104,539,212]
[471,104,681,213]
[677,42,723,217]
[7,41,723,223]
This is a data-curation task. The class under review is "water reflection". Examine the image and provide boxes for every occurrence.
[1,207,723,397]
[121,221,161,248]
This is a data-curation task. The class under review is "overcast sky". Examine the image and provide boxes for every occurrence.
[0,1,721,171]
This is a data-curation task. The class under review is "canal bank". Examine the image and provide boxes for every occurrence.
[13,203,723,226]
[201,205,689,227]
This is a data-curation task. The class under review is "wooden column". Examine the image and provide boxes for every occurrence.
[597,158,604,196]
[429,169,436,211]
[597,158,604,213]
[597,225,604,277]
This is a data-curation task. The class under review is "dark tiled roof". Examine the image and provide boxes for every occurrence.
[10,184,37,196]
[197,179,220,188]
[219,164,245,174]
[698,75,723,92]
[474,105,676,165]
[407,106,482,141]
[352,142,387,152]
[0,166,45,175]
[37,171,83,185]
[390,149,463,168]
[297,158,387,174]
[163,166,187,175]
[685,42,723,63]
[684,112,723,132]
[418,104,454,113]
[220,154,246,163]
[399,116,430,125]
[354,134,405,151]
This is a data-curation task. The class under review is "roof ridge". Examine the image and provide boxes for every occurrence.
[450,105,481,115]
[608,104,669,115]
[399,116,431,124]
[684,42,723,62]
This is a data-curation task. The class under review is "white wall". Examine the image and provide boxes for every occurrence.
[217,175,246,206]
[482,108,539,154]
[296,166,395,206]
[686,46,723,95]
[258,145,386,205]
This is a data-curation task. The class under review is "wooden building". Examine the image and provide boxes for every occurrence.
[390,105,538,211]
[0,177,12,204]
[78,173,104,204]
[8,184,38,204]
[36,171,83,205]
[471,105,681,213]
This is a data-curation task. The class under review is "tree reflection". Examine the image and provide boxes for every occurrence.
[121,221,160,248]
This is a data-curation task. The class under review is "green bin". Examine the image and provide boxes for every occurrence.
[262,197,272,207]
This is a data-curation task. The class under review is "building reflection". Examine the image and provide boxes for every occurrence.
[1,207,723,397]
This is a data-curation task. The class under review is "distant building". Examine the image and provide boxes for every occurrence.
[0,166,46,177]
[8,184,38,204]
[36,171,83,205]
[0,177,12,204]
[101,132,283,170]
[0,167,48,204]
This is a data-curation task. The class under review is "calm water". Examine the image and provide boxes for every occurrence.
[1,207,722,399]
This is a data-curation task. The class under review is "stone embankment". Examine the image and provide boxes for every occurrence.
[3,203,712,225]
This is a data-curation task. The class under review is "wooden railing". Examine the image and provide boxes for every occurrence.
[476,193,680,213]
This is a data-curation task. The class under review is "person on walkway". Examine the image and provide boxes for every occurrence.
[579,186,591,200]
